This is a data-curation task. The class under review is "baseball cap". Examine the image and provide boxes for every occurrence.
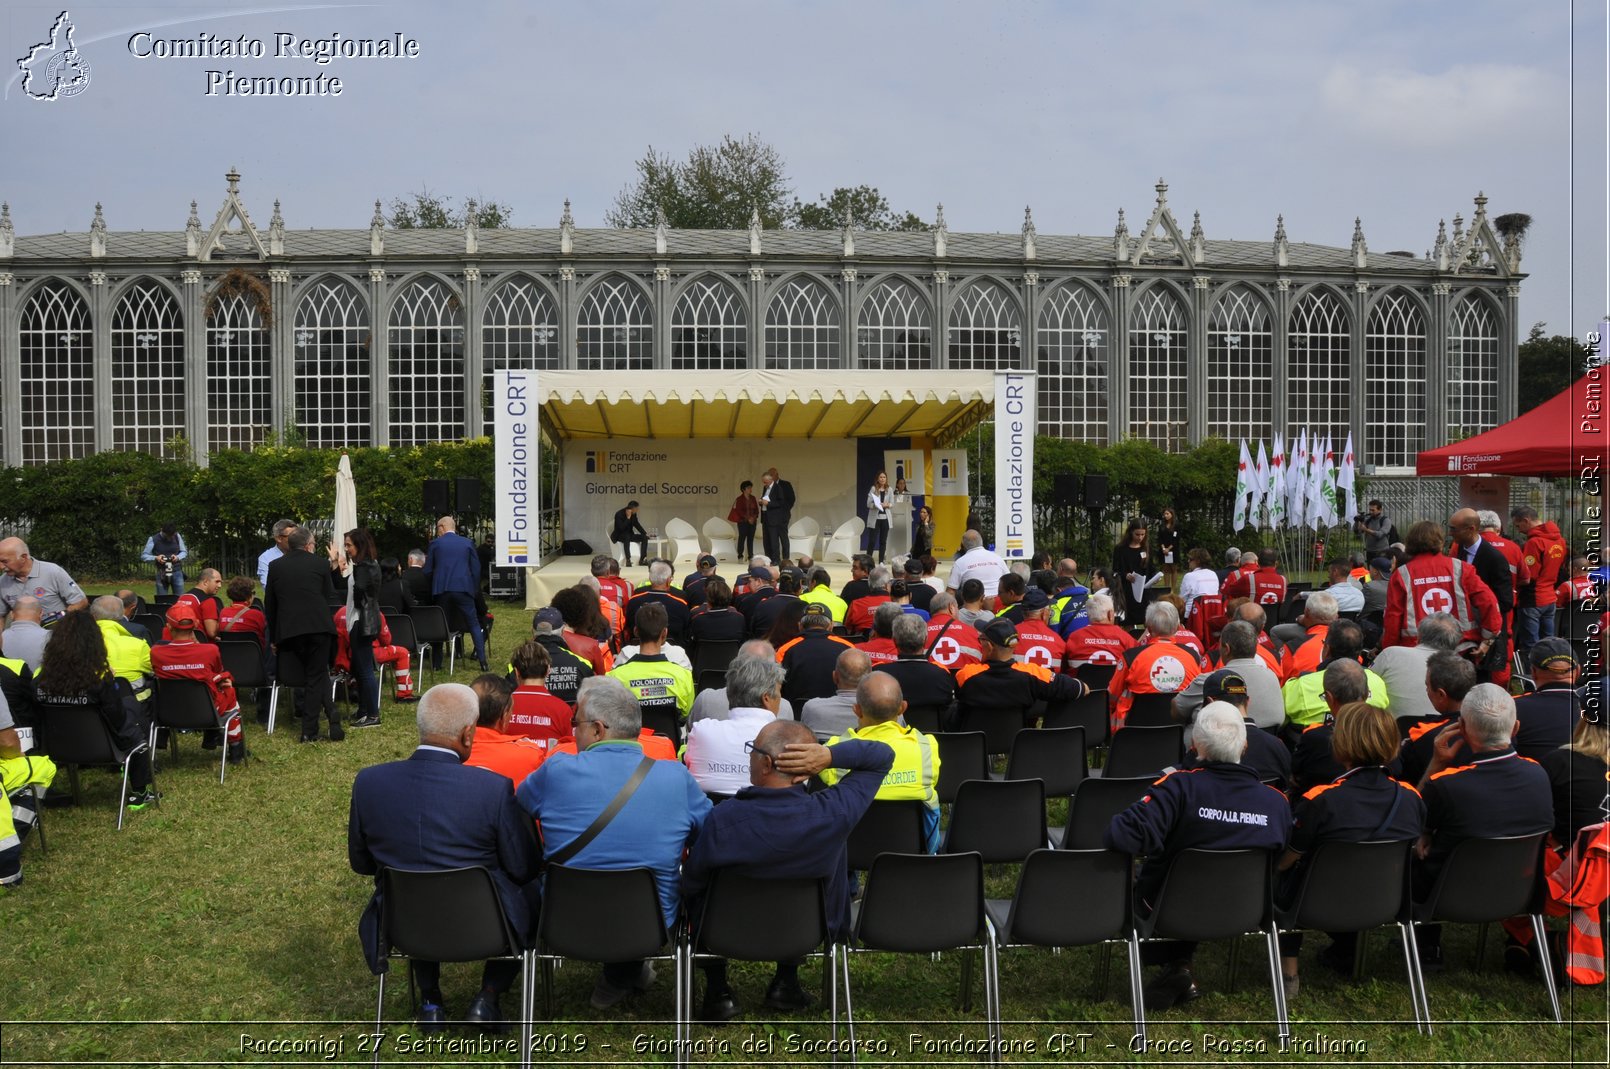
[1201,669,1249,704]
[903,557,924,575]
[697,554,717,568]
[748,565,774,581]
[1020,587,1050,610]
[532,606,564,631]
[164,604,200,629]
[802,601,832,619]
[978,618,1019,648]
[1529,637,1577,672]
[1370,556,1394,573]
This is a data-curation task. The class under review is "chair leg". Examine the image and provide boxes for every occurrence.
[959,948,975,1013]
[373,971,386,1069]
[1265,924,1290,1047]
[68,764,81,805]
[519,951,533,1069]
[1096,942,1113,997]
[1226,934,1241,989]
[1398,922,1429,1035]
[1530,914,1563,1024]
[983,926,1002,1061]
[31,786,46,855]
[840,943,857,1066]
[1474,921,1490,970]
[116,754,135,831]
[1127,931,1147,1046]
[267,683,279,735]
[218,722,228,785]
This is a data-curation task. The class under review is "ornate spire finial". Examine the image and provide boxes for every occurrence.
[268,198,284,255]
[654,205,668,255]
[464,198,479,255]
[1022,206,1037,260]
[933,203,947,258]
[91,202,105,231]
[1155,178,1168,202]
[369,198,384,256]
[1189,210,1206,262]
[841,206,854,257]
[371,199,384,229]
[269,199,283,228]
[1451,212,1464,243]
[1113,207,1130,261]
[186,198,202,256]
[1350,216,1367,268]
[0,202,12,259]
[90,202,106,258]
[187,200,201,230]
[1473,190,1488,217]
[1432,218,1448,270]
[226,168,241,194]
[749,204,762,256]
[560,198,574,255]
[1273,214,1288,267]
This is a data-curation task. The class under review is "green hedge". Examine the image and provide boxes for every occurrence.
[0,441,493,578]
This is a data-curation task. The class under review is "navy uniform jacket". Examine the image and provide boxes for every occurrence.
[348,748,540,969]
[1188,719,1292,787]
[779,631,855,709]
[1419,746,1552,892]
[1290,766,1424,857]
[425,531,480,598]
[1290,723,1343,796]
[1511,685,1580,761]
[681,738,893,941]
[1393,715,1468,786]
[873,656,959,713]
[1106,760,1291,910]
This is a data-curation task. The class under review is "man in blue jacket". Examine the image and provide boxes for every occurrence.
[426,515,488,670]
[681,704,893,1021]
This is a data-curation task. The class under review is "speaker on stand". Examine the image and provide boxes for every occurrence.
[423,479,451,517]
[1053,474,1080,556]
[1082,473,1109,572]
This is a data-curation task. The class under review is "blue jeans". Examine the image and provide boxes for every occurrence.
[1517,604,1555,650]
[349,632,378,719]
[437,591,486,665]
[155,568,184,597]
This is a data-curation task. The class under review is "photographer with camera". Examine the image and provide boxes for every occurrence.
[141,523,188,598]
[1353,500,1393,556]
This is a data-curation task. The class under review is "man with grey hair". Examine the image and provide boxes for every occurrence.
[1063,592,1137,677]
[1371,612,1460,723]
[875,613,958,714]
[1273,589,1340,678]
[348,683,540,1030]
[256,518,297,587]
[625,560,691,647]
[1413,681,1552,967]
[1107,701,1291,1008]
[1280,618,1384,733]
[1110,600,1200,726]
[1217,546,1243,584]
[801,648,873,741]
[688,640,798,725]
[684,653,787,795]
[1288,657,1377,795]
[947,529,1008,599]
[1173,620,1282,730]
[856,601,905,666]
[91,594,154,703]
[847,565,894,634]
[0,538,87,625]
[1,596,48,672]
[516,675,710,1011]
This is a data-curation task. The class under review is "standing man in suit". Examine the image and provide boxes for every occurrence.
[266,525,340,742]
[760,467,796,566]
[611,501,650,567]
[427,516,488,671]
[349,683,540,1029]
[1448,508,1514,681]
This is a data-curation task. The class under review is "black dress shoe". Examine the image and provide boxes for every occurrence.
[416,1001,447,1033]
[464,992,507,1032]
[297,735,319,744]
[1143,963,1199,1011]
[699,988,740,1022]
[764,976,814,1012]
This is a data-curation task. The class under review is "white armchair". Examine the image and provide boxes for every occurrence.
[823,517,865,563]
[788,516,822,559]
[663,517,702,564]
[702,516,739,561]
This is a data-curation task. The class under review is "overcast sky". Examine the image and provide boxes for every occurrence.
[2,0,1604,339]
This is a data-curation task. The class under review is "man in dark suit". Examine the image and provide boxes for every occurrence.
[426,516,488,671]
[1448,508,1513,680]
[611,501,650,567]
[760,467,796,565]
[349,683,540,1029]
[266,525,340,741]
[401,549,431,606]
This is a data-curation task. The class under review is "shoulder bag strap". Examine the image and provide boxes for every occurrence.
[925,617,956,657]
[544,755,656,867]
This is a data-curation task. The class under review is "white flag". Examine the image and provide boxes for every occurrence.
[1318,436,1340,529]
[1253,441,1271,529]
[1289,430,1309,529]
[1233,439,1253,531]
[1338,431,1357,523]
[1268,432,1287,529]
[1307,434,1328,530]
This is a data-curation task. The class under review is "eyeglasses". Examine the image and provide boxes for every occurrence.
[742,740,777,760]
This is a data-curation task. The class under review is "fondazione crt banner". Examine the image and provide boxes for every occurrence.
[993,371,1036,561]
[493,369,539,566]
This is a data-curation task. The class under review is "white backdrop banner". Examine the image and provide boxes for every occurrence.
[493,369,539,565]
[932,450,969,497]
[564,438,857,550]
[993,370,1036,560]
[883,450,926,493]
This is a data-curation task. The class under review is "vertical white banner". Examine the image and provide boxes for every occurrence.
[993,370,1036,560]
[494,369,538,565]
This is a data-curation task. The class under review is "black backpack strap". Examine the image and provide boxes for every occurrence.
[544,755,655,867]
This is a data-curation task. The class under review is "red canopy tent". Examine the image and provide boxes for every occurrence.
[1415,369,1607,477]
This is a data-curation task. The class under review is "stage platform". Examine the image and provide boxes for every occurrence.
[521,555,956,610]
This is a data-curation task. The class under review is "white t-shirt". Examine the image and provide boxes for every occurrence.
[684,706,775,795]
[1178,568,1221,618]
[947,547,1010,598]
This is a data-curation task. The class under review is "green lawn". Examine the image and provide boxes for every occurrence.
[2,589,1604,1067]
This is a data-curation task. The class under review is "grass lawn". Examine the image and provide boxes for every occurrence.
[2,586,1605,1067]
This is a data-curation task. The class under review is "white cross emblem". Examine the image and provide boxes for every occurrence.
[1420,587,1455,615]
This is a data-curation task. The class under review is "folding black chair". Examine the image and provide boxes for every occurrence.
[1130,848,1289,1045]
[932,731,989,806]
[1411,832,1561,1029]
[999,726,1086,809]
[1275,839,1425,1033]
[903,702,950,734]
[1052,775,1155,850]
[375,866,533,1069]
[150,678,233,784]
[218,638,277,734]
[1043,689,1109,750]
[152,593,179,609]
[944,778,1047,862]
[847,800,929,871]
[132,613,165,641]
[695,669,726,695]
[690,639,742,688]
[956,705,1023,757]
[1102,725,1183,779]
[988,849,1142,1040]
[535,865,683,1031]
[1124,691,1177,729]
[409,605,459,674]
[640,705,682,748]
[1076,663,1117,692]
[38,700,155,830]
[852,852,999,1053]
[384,612,423,677]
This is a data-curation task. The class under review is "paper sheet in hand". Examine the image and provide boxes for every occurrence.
[1129,572,1166,604]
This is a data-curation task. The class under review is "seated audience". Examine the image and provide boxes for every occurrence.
[466,673,547,787]
[507,639,575,747]
[2,596,49,672]
[800,648,872,742]
[684,655,787,796]
[151,604,245,764]
[776,603,854,709]
[36,612,155,812]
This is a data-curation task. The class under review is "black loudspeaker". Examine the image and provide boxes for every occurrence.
[1052,474,1080,508]
[456,477,482,513]
[1082,474,1109,510]
[423,479,450,516]
[562,539,593,556]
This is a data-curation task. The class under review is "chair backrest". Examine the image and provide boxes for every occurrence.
[538,865,669,961]
[697,870,825,960]
[903,703,947,734]
[1143,848,1274,941]
[944,778,1046,862]
[956,705,1023,756]
[1043,689,1109,747]
[1005,726,1086,798]
[664,517,698,541]
[788,516,821,541]
[1103,724,1183,779]
[1420,832,1549,922]
[152,678,220,730]
[857,851,984,953]
[218,641,268,688]
[690,639,742,679]
[384,612,420,653]
[1124,691,1176,728]
[380,866,520,963]
[1281,839,1413,932]
[847,800,928,870]
[932,731,989,805]
[1563,600,1598,643]
[1004,848,1132,947]
[640,705,681,747]
[1062,775,1156,850]
[702,516,737,540]
[39,700,122,765]
[409,605,453,644]
[695,669,726,694]
[133,613,165,639]
[153,593,179,608]
[1074,663,1116,692]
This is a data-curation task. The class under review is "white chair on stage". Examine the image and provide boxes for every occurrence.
[702,517,739,561]
[823,517,865,563]
[663,517,703,565]
[787,516,822,559]
[604,524,628,562]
